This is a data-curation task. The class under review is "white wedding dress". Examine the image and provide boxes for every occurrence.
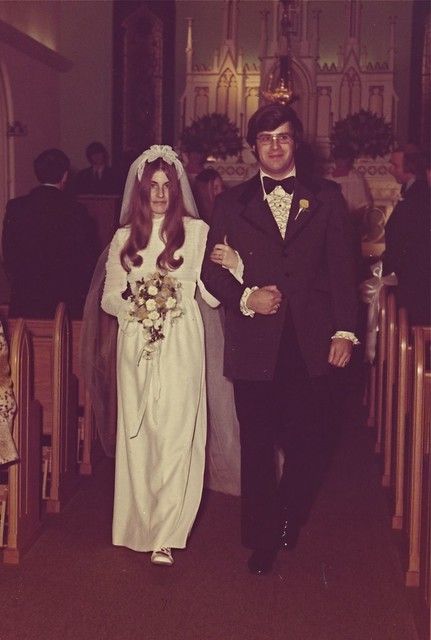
[101,217,218,552]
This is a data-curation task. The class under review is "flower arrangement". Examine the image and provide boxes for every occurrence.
[125,272,183,361]
[180,113,243,160]
[330,109,394,159]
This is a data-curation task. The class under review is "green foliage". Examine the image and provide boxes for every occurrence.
[180,113,242,160]
[330,109,394,159]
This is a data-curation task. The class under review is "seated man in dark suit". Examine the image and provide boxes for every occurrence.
[2,148,98,319]
[73,142,119,195]
[384,146,430,325]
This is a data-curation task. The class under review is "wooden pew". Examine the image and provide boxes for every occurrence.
[374,286,388,454]
[3,319,42,564]
[2,304,99,476]
[71,320,101,475]
[405,326,431,587]
[382,292,397,487]
[392,308,413,530]
[8,304,80,513]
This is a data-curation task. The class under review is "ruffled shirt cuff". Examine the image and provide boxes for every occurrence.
[240,286,259,317]
[331,331,360,345]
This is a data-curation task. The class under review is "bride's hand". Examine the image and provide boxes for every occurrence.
[210,236,238,270]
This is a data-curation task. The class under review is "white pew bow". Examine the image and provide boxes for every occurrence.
[360,261,398,363]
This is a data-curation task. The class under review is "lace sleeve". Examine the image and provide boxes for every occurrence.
[195,221,220,308]
[101,230,130,318]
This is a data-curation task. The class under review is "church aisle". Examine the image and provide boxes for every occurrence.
[0,423,420,640]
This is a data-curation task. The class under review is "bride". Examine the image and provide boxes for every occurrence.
[100,145,220,565]
[81,145,240,564]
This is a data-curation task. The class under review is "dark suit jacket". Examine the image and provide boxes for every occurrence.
[383,179,430,325]
[2,185,98,319]
[201,173,358,380]
[73,166,120,195]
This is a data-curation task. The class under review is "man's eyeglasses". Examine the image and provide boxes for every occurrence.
[256,133,294,146]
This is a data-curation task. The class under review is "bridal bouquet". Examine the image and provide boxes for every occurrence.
[125,272,183,361]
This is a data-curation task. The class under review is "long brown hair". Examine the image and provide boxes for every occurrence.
[120,158,188,272]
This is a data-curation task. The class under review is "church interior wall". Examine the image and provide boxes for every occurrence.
[174,0,413,145]
[0,39,61,199]
[0,0,113,195]
[0,1,113,304]
[340,0,412,144]
[0,0,61,52]
[58,1,113,173]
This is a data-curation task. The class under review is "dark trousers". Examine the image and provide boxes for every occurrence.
[234,312,331,550]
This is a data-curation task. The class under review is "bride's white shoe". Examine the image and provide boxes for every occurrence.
[151,547,174,566]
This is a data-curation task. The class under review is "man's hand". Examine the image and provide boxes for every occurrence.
[247,285,282,315]
[328,338,353,367]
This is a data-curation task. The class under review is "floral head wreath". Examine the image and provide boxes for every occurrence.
[136,145,184,182]
[119,144,198,224]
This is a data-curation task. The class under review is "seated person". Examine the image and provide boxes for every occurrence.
[193,168,226,224]
[182,143,207,186]
[73,142,119,195]
[2,148,98,319]
[383,145,430,325]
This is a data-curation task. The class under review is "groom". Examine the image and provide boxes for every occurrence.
[201,103,358,575]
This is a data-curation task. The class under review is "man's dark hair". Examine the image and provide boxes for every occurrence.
[33,148,70,184]
[246,103,304,148]
[86,141,108,162]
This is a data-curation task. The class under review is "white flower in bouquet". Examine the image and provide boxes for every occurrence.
[145,299,157,311]
[166,297,177,310]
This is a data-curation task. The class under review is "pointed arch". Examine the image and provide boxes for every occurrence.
[290,59,315,141]
[216,68,237,120]
[340,67,361,118]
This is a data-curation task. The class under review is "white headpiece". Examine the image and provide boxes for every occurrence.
[120,144,198,224]
[136,145,184,181]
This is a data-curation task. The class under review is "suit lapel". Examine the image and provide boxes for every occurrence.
[284,180,318,244]
[238,174,283,242]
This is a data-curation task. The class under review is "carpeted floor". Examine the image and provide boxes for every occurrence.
[0,422,424,640]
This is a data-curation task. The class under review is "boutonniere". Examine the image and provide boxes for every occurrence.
[294,198,309,221]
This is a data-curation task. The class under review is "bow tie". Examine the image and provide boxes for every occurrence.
[263,176,295,195]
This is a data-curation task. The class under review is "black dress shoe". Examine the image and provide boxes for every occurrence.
[280,517,301,550]
[247,549,277,575]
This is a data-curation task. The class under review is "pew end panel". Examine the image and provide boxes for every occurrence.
[375,286,388,454]
[406,326,431,589]
[45,304,81,513]
[382,292,397,488]
[71,320,103,476]
[8,305,81,515]
[3,319,42,565]
[392,308,413,531]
